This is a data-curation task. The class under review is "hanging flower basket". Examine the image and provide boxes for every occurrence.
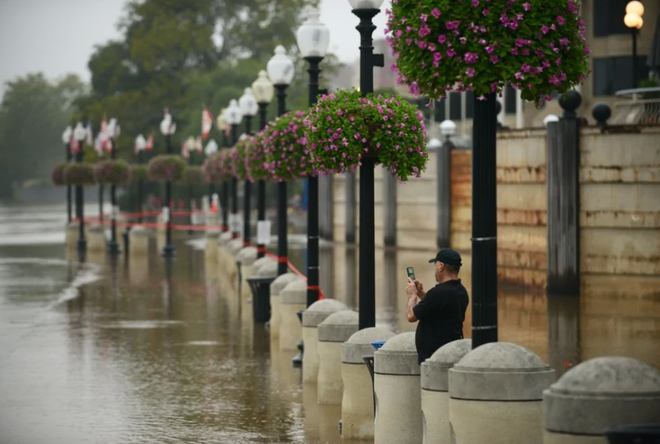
[386,0,590,104]
[260,110,314,182]
[129,165,148,182]
[244,132,269,182]
[304,88,428,181]
[64,163,95,187]
[179,165,205,184]
[147,155,187,182]
[51,163,67,186]
[202,150,230,184]
[94,160,130,186]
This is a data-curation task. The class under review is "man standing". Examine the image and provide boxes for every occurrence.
[406,249,470,364]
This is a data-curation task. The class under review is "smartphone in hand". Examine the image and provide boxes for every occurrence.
[406,267,415,281]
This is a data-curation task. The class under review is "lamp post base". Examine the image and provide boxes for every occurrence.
[107,240,121,255]
[292,310,304,367]
[161,244,175,258]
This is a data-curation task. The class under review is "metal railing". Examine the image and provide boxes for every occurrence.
[611,87,660,125]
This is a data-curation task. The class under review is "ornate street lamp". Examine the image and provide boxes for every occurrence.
[134,134,147,224]
[347,0,385,329]
[62,126,73,222]
[73,122,87,253]
[297,7,330,311]
[184,135,197,234]
[204,139,218,207]
[226,99,243,239]
[216,108,230,232]
[267,45,295,276]
[625,1,645,88]
[160,109,177,257]
[252,70,274,258]
[239,87,259,246]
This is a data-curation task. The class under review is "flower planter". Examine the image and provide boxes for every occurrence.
[129,165,148,182]
[202,150,229,184]
[260,110,313,182]
[64,163,95,187]
[94,160,130,186]
[51,163,67,186]
[147,155,186,182]
[304,88,428,182]
[179,165,204,185]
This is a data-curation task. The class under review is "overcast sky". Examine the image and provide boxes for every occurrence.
[0,0,391,95]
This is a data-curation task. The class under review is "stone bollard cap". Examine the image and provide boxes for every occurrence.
[205,231,221,239]
[270,273,301,296]
[342,327,396,364]
[227,239,244,255]
[421,339,472,392]
[130,225,149,237]
[318,310,359,343]
[219,232,232,245]
[281,279,307,305]
[449,342,555,401]
[543,357,660,436]
[256,261,278,278]
[251,256,276,275]
[236,247,257,265]
[88,224,104,233]
[374,332,419,376]
[303,299,348,327]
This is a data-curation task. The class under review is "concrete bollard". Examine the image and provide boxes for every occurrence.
[247,260,277,321]
[420,339,472,444]
[87,225,106,253]
[543,356,660,444]
[226,238,244,281]
[236,246,258,297]
[129,225,150,256]
[205,231,221,263]
[269,273,302,342]
[302,299,348,383]
[341,327,396,440]
[317,310,359,405]
[217,232,232,271]
[374,332,421,444]
[449,342,555,444]
[279,280,307,351]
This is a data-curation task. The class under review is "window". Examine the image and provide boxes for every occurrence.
[448,91,474,120]
[593,56,651,95]
[593,0,629,37]
[505,84,517,114]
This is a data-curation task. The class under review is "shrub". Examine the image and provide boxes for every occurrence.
[260,110,314,182]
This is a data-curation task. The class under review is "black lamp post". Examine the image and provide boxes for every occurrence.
[252,70,275,258]
[297,8,331,309]
[239,87,259,247]
[267,45,296,276]
[62,126,73,222]
[625,1,645,88]
[73,122,88,254]
[184,136,197,235]
[160,109,177,257]
[216,109,230,233]
[226,99,244,239]
[134,134,147,224]
[349,0,385,330]
[107,118,121,255]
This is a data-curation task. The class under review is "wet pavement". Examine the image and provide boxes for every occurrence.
[0,202,658,443]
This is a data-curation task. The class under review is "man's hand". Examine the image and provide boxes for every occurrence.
[406,277,418,298]
[414,280,425,298]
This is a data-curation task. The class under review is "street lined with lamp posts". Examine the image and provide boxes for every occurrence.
[2,1,659,443]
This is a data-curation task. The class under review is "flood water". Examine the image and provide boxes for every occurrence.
[0,202,658,443]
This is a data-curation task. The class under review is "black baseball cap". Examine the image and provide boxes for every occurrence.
[428,249,462,267]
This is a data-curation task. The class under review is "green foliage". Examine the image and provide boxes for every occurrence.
[386,0,590,105]
[179,165,205,184]
[305,88,429,182]
[64,163,96,186]
[0,73,86,197]
[147,155,187,182]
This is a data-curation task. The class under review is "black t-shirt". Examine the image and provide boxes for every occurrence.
[412,279,469,364]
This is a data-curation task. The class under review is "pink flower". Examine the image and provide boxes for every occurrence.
[472,0,479,6]
[515,71,524,80]
[557,16,564,25]
[438,34,446,44]
[431,8,441,19]
[490,55,499,64]
[466,68,476,77]
[523,2,531,11]
[541,25,549,34]
[464,52,478,64]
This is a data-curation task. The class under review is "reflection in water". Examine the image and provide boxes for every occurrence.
[1,202,659,443]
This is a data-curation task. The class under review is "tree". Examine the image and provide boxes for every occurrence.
[0,73,86,198]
